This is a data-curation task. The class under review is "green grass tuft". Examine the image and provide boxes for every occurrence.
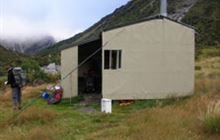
[201,101,220,134]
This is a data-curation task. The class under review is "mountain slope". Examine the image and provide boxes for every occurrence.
[0,44,27,76]
[39,0,220,63]
[183,0,220,46]
[0,35,55,55]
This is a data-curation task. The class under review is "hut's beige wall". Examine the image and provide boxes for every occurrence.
[102,19,195,100]
[61,46,78,98]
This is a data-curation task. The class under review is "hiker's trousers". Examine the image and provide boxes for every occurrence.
[12,87,21,107]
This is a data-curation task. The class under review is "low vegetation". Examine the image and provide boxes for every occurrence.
[0,44,60,87]
[0,47,220,140]
[196,46,220,60]
[0,58,60,90]
[0,45,27,77]
[21,59,60,85]
[200,101,220,134]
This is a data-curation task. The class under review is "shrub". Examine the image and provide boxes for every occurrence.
[0,76,6,89]
[196,47,220,60]
[200,101,220,134]
[21,59,61,85]
[195,65,202,70]
[45,73,61,83]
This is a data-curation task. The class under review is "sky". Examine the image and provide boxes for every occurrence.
[0,0,129,41]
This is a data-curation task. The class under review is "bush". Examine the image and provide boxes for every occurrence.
[195,65,202,70]
[21,59,61,85]
[45,73,61,83]
[196,47,220,60]
[200,101,220,134]
[0,76,6,89]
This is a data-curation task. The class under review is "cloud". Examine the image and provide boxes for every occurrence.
[0,0,129,41]
[0,0,82,41]
[0,15,81,41]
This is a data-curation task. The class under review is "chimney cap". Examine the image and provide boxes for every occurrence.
[160,0,168,17]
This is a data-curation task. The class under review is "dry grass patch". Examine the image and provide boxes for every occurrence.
[87,72,220,140]
[26,126,58,140]
[195,57,220,79]
[195,78,220,95]
[0,125,58,140]
[200,101,220,134]
[0,84,48,104]
[87,95,220,140]
[0,88,12,102]
[87,106,200,140]
[22,84,48,99]
[0,84,48,110]
[11,106,57,125]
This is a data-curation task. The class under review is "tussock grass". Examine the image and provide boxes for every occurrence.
[195,57,220,96]
[13,106,57,125]
[22,84,48,99]
[86,94,220,140]
[196,47,220,60]
[26,126,58,140]
[200,101,220,134]
[86,107,199,140]
[195,78,220,95]
[0,88,12,103]
[0,84,47,104]
[0,126,58,140]
[0,106,58,140]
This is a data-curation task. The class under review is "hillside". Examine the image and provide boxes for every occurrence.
[0,35,55,56]
[183,0,220,46]
[39,0,220,62]
[0,44,26,76]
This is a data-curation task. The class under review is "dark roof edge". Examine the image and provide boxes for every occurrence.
[61,37,101,51]
[103,15,195,32]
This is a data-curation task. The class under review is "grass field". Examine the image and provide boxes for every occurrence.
[0,48,220,140]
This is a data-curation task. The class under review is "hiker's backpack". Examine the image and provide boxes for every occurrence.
[12,67,26,87]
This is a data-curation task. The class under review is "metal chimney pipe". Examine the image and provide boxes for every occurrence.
[160,0,167,17]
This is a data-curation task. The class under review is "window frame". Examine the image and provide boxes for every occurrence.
[104,49,122,70]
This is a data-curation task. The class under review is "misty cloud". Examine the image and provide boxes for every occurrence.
[0,0,128,41]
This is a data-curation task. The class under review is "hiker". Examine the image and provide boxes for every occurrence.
[5,67,25,110]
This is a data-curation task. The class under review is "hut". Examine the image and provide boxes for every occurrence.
[61,15,195,100]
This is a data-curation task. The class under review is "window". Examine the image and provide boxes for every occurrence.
[104,50,110,69]
[111,50,117,69]
[104,50,122,70]
[118,50,122,69]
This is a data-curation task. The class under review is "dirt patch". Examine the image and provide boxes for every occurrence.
[78,107,97,113]
[79,94,101,106]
